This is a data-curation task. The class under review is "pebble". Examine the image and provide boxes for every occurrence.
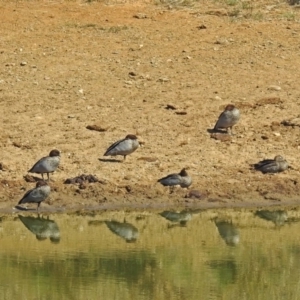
[133,13,147,19]
[210,133,232,142]
[185,190,206,199]
[157,77,169,82]
[165,104,176,110]
[0,162,8,171]
[281,118,300,127]
[197,24,207,30]
[268,85,281,91]
[86,124,107,132]
[128,71,137,77]
[20,61,27,66]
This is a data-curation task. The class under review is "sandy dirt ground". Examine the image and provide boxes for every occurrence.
[1,0,300,213]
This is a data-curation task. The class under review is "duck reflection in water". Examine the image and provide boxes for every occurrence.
[255,210,288,227]
[215,219,240,246]
[18,215,60,243]
[105,220,139,243]
[159,211,192,228]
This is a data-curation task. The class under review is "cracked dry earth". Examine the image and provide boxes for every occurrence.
[1,0,300,213]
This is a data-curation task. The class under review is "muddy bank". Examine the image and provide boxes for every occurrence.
[1,1,300,213]
[1,176,300,214]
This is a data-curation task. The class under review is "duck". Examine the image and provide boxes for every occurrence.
[213,104,240,135]
[158,168,192,188]
[28,149,60,181]
[17,181,51,212]
[253,155,288,174]
[103,134,139,160]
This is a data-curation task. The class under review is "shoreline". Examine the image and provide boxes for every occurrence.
[1,191,299,215]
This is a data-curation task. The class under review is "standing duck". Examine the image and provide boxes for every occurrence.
[28,149,60,181]
[103,134,139,160]
[17,181,51,212]
[213,104,240,135]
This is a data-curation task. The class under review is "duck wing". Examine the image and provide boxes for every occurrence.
[254,160,279,173]
[28,156,47,172]
[104,138,124,156]
[214,111,227,129]
[158,174,181,186]
[18,188,36,204]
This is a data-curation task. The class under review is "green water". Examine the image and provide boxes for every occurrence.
[0,208,300,300]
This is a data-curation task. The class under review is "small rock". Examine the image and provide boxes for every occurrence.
[281,118,300,127]
[165,104,176,110]
[210,133,232,142]
[273,132,281,136]
[197,24,207,29]
[20,61,27,66]
[271,122,280,131]
[185,190,206,199]
[124,80,133,85]
[0,162,8,171]
[129,71,137,76]
[86,124,108,132]
[11,142,31,150]
[23,174,36,183]
[157,77,169,83]
[133,13,147,19]
[12,141,22,148]
[267,85,281,91]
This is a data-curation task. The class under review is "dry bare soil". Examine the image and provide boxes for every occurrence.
[1,0,300,212]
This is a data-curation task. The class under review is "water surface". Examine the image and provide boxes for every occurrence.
[1,207,300,299]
